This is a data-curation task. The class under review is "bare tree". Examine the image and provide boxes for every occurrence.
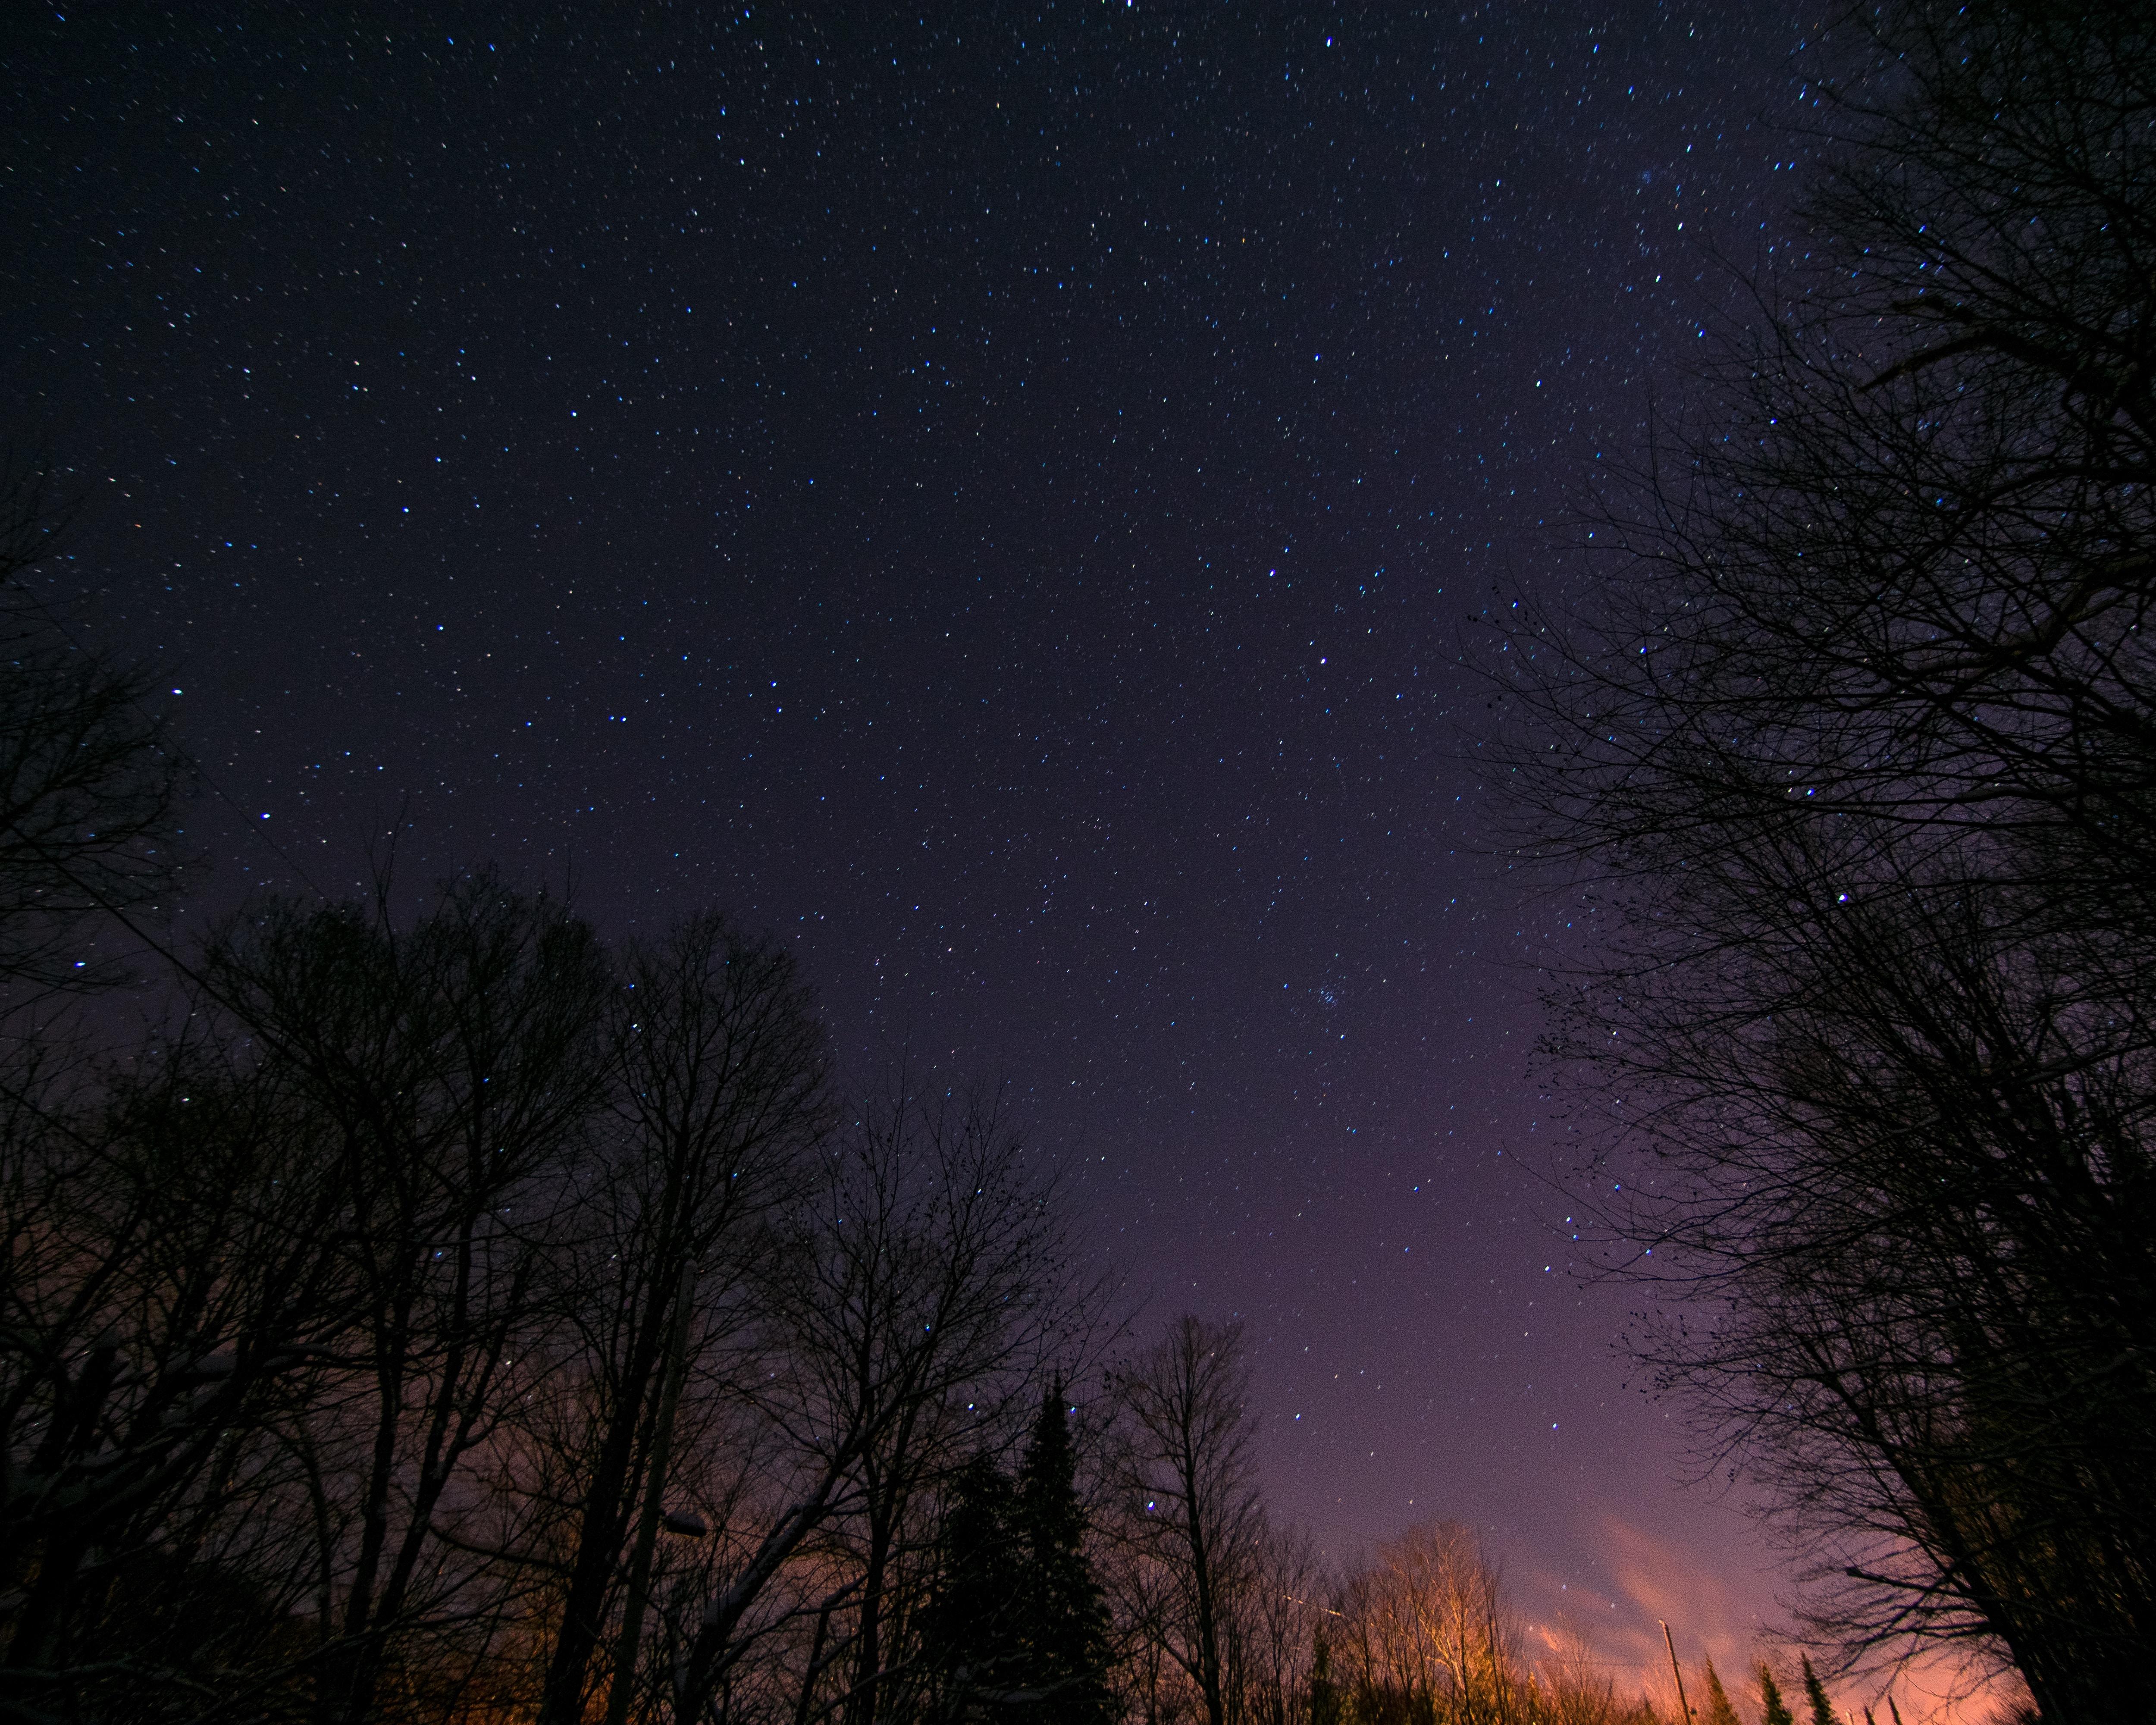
[1528,1617,1635,1725]
[669,1074,1087,1725]
[0,1018,361,1720]
[0,455,188,997]
[1221,1515,1326,1725]
[1494,2,2156,1716]
[533,913,828,1725]
[1332,1522,1520,1725]
[196,874,616,1724]
[1105,1315,1264,1725]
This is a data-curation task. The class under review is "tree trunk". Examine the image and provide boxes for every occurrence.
[600,1263,698,1725]
[538,1258,683,1725]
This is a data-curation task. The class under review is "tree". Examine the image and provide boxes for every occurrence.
[915,1393,1114,1725]
[0,1020,354,1720]
[1015,1383,1116,1725]
[1496,2,2156,1713]
[1106,1314,1264,1725]
[1535,1617,1632,1725]
[0,457,188,996]
[0,870,624,1723]
[1222,1517,1324,1725]
[921,1452,1032,1716]
[1697,1656,1740,1725]
[1800,1658,1835,1725]
[671,1076,1088,1725]
[535,913,827,1725]
[1758,1661,1796,1725]
[1310,1625,1339,1725]
[1331,1520,1520,1725]
[197,873,617,1723]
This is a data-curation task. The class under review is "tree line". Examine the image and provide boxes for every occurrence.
[0,791,1091,1723]
[1495,1,2156,1718]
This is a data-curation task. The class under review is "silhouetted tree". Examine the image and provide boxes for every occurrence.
[1225,1518,1324,1725]
[1,871,623,1723]
[1758,1661,1796,1725]
[535,913,827,1725]
[671,1076,1090,1725]
[1698,1657,1740,1725]
[1015,1383,1115,1725]
[0,456,188,995]
[0,1023,349,1720]
[1800,1658,1835,1725]
[920,1452,1031,1719]
[1497,3,2156,1714]
[1310,1627,1339,1725]
[1106,1315,1263,1725]
[198,874,617,1724]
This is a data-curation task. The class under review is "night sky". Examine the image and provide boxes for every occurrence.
[6,1,1821,1689]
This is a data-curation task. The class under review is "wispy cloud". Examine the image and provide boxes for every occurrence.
[1507,1513,2026,1723]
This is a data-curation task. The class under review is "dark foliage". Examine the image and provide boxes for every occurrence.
[919,1391,1113,1725]
[1758,1662,1796,1725]
[922,1453,1033,1716]
[1014,1387,1115,1725]
[1800,1658,1835,1725]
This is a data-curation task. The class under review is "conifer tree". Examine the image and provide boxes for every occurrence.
[1016,1382,1115,1725]
[1699,1655,1742,1725]
[1801,1657,1836,1725]
[924,1453,1029,1713]
[1758,1660,1796,1725]
[1309,1626,1339,1725]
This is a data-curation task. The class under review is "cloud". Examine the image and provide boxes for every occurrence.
[1506,1514,2028,1723]
[1497,1512,1769,1714]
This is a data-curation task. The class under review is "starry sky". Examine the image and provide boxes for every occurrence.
[6,1,1822,1689]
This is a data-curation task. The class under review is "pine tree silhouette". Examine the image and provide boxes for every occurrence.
[1757,1659,1796,1725]
[1699,1655,1742,1725]
[1310,1626,1340,1725]
[1801,1656,1837,1725]
[925,1451,1030,1713]
[1015,1382,1115,1725]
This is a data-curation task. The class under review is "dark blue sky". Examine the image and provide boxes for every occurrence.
[5,0,1820,1685]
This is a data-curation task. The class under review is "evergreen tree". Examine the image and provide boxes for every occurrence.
[1015,1382,1115,1725]
[923,1453,1030,1716]
[1698,1655,1742,1725]
[1800,1657,1836,1725]
[1758,1660,1796,1725]
[1309,1626,1339,1725]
